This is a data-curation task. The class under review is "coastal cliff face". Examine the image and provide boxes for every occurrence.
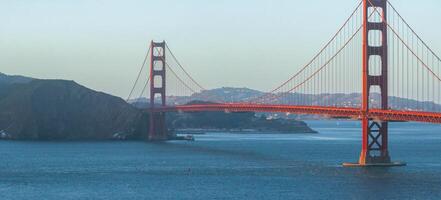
[0,74,148,140]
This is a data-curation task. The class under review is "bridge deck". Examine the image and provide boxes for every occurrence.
[151,104,441,124]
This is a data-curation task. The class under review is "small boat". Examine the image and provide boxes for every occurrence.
[184,135,195,141]
[170,134,195,141]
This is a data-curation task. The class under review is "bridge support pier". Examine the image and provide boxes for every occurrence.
[359,119,390,164]
[343,0,404,167]
[148,41,169,141]
[149,112,167,141]
[344,117,405,167]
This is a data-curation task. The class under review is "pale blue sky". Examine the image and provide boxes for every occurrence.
[1,0,440,98]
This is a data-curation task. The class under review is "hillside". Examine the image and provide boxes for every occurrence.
[0,72,33,85]
[167,111,316,133]
[131,87,441,117]
[0,75,148,140]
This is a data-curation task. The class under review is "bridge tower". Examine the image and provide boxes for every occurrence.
[149,41,168,141]
[346,0,404,166]
[360,0,390,165]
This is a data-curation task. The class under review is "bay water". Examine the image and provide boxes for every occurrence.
[1,120,440,199]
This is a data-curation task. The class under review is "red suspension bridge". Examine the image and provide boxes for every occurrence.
[127,0,441,167]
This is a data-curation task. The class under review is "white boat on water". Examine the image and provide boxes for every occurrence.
[0,130,9,139]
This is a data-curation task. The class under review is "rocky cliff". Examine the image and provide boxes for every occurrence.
[0,74,148,140]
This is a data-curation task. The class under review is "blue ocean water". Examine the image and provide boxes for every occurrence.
[0,120,440,199]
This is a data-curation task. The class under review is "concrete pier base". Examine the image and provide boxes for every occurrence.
[342,161,406,167]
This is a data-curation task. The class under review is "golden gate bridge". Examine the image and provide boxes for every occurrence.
[126,0,441,167]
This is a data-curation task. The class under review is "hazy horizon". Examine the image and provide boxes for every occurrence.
[1,0,440,98]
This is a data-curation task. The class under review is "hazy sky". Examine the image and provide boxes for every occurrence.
[1,0,440,98]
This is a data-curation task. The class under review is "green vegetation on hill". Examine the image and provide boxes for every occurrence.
[167,111,316,133]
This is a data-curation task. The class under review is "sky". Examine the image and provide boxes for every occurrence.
[1,0,440,98]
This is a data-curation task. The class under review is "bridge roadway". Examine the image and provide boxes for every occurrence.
[152,104,441,124]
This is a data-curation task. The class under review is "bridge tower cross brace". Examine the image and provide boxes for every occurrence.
[359,0,391,165]
[149,41,168,141]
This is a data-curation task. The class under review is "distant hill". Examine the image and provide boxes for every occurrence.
[167,111,316,133]
[0,74,148,140]
[131,87,441,115]
[130,87,263,109]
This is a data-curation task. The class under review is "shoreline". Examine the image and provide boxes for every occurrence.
[173,128,318,134]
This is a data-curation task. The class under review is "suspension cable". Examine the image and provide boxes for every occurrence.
[247,1,363,103]
[126,44,151,102]
[165,43,206,91]
[387,1,441,62]
[367,0,441,82]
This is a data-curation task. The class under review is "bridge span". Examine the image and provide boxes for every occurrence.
[127,0,441,167]
[155,104,441,124]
